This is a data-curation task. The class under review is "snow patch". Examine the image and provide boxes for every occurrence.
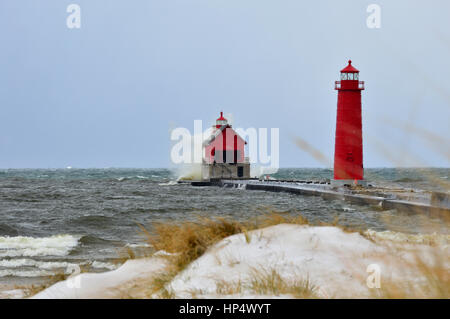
[166,224,446,298]
[32,258,167,299]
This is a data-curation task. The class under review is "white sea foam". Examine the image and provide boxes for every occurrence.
[0,269,53,278]
[0,259,80,270]
[91,261,117,270]
[176,163,203,181]
[0,234,79,257]
[153,250,178,257]
[158,181,178,186]
[0,258,117,277]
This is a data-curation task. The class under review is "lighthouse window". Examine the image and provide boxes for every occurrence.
[341,73,348,80]
[348,73,354,80]
[354,73,359,80]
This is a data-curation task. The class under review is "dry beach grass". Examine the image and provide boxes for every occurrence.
[24,212,448,299]
[134,212,449,299]
[140,212,309,273]
[135,212,312,298]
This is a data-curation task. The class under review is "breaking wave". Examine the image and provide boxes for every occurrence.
[158,180,178,186]
[0,234,79,257]
[0,269,54,278]
[0,259,81,270]
[91,261,117,270]
[0,258,117,278]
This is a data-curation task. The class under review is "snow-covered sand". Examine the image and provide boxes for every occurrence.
[167,224,443,298]
[32,258,167,299]
[31,224,448,299]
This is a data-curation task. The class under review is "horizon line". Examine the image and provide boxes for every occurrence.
[1,166,449,170]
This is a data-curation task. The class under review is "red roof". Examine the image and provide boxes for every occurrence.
[341,60,359,73]
[203,124,247,146]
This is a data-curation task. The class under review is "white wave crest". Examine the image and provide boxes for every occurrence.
[0,258,117,276]
[0,235,79,257]
[0,259,81,270]
[91,261,117,270]
[158,181,178,186]
[0,269,54,278]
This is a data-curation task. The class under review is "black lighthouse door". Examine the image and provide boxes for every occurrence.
[237,166,244,177]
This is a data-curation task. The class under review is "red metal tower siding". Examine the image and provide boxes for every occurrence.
[204,127,245,163]
[334,61,364,180]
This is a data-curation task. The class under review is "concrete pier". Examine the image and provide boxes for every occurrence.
[195,179,450,217]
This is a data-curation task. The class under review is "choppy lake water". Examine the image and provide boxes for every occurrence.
[0,168,448,287]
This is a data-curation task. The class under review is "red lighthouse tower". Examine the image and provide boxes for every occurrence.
[333,60,365,184]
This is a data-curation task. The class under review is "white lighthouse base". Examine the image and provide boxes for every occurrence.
[331,179,368,187]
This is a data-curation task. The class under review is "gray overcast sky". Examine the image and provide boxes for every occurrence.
[0,0,449,168]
